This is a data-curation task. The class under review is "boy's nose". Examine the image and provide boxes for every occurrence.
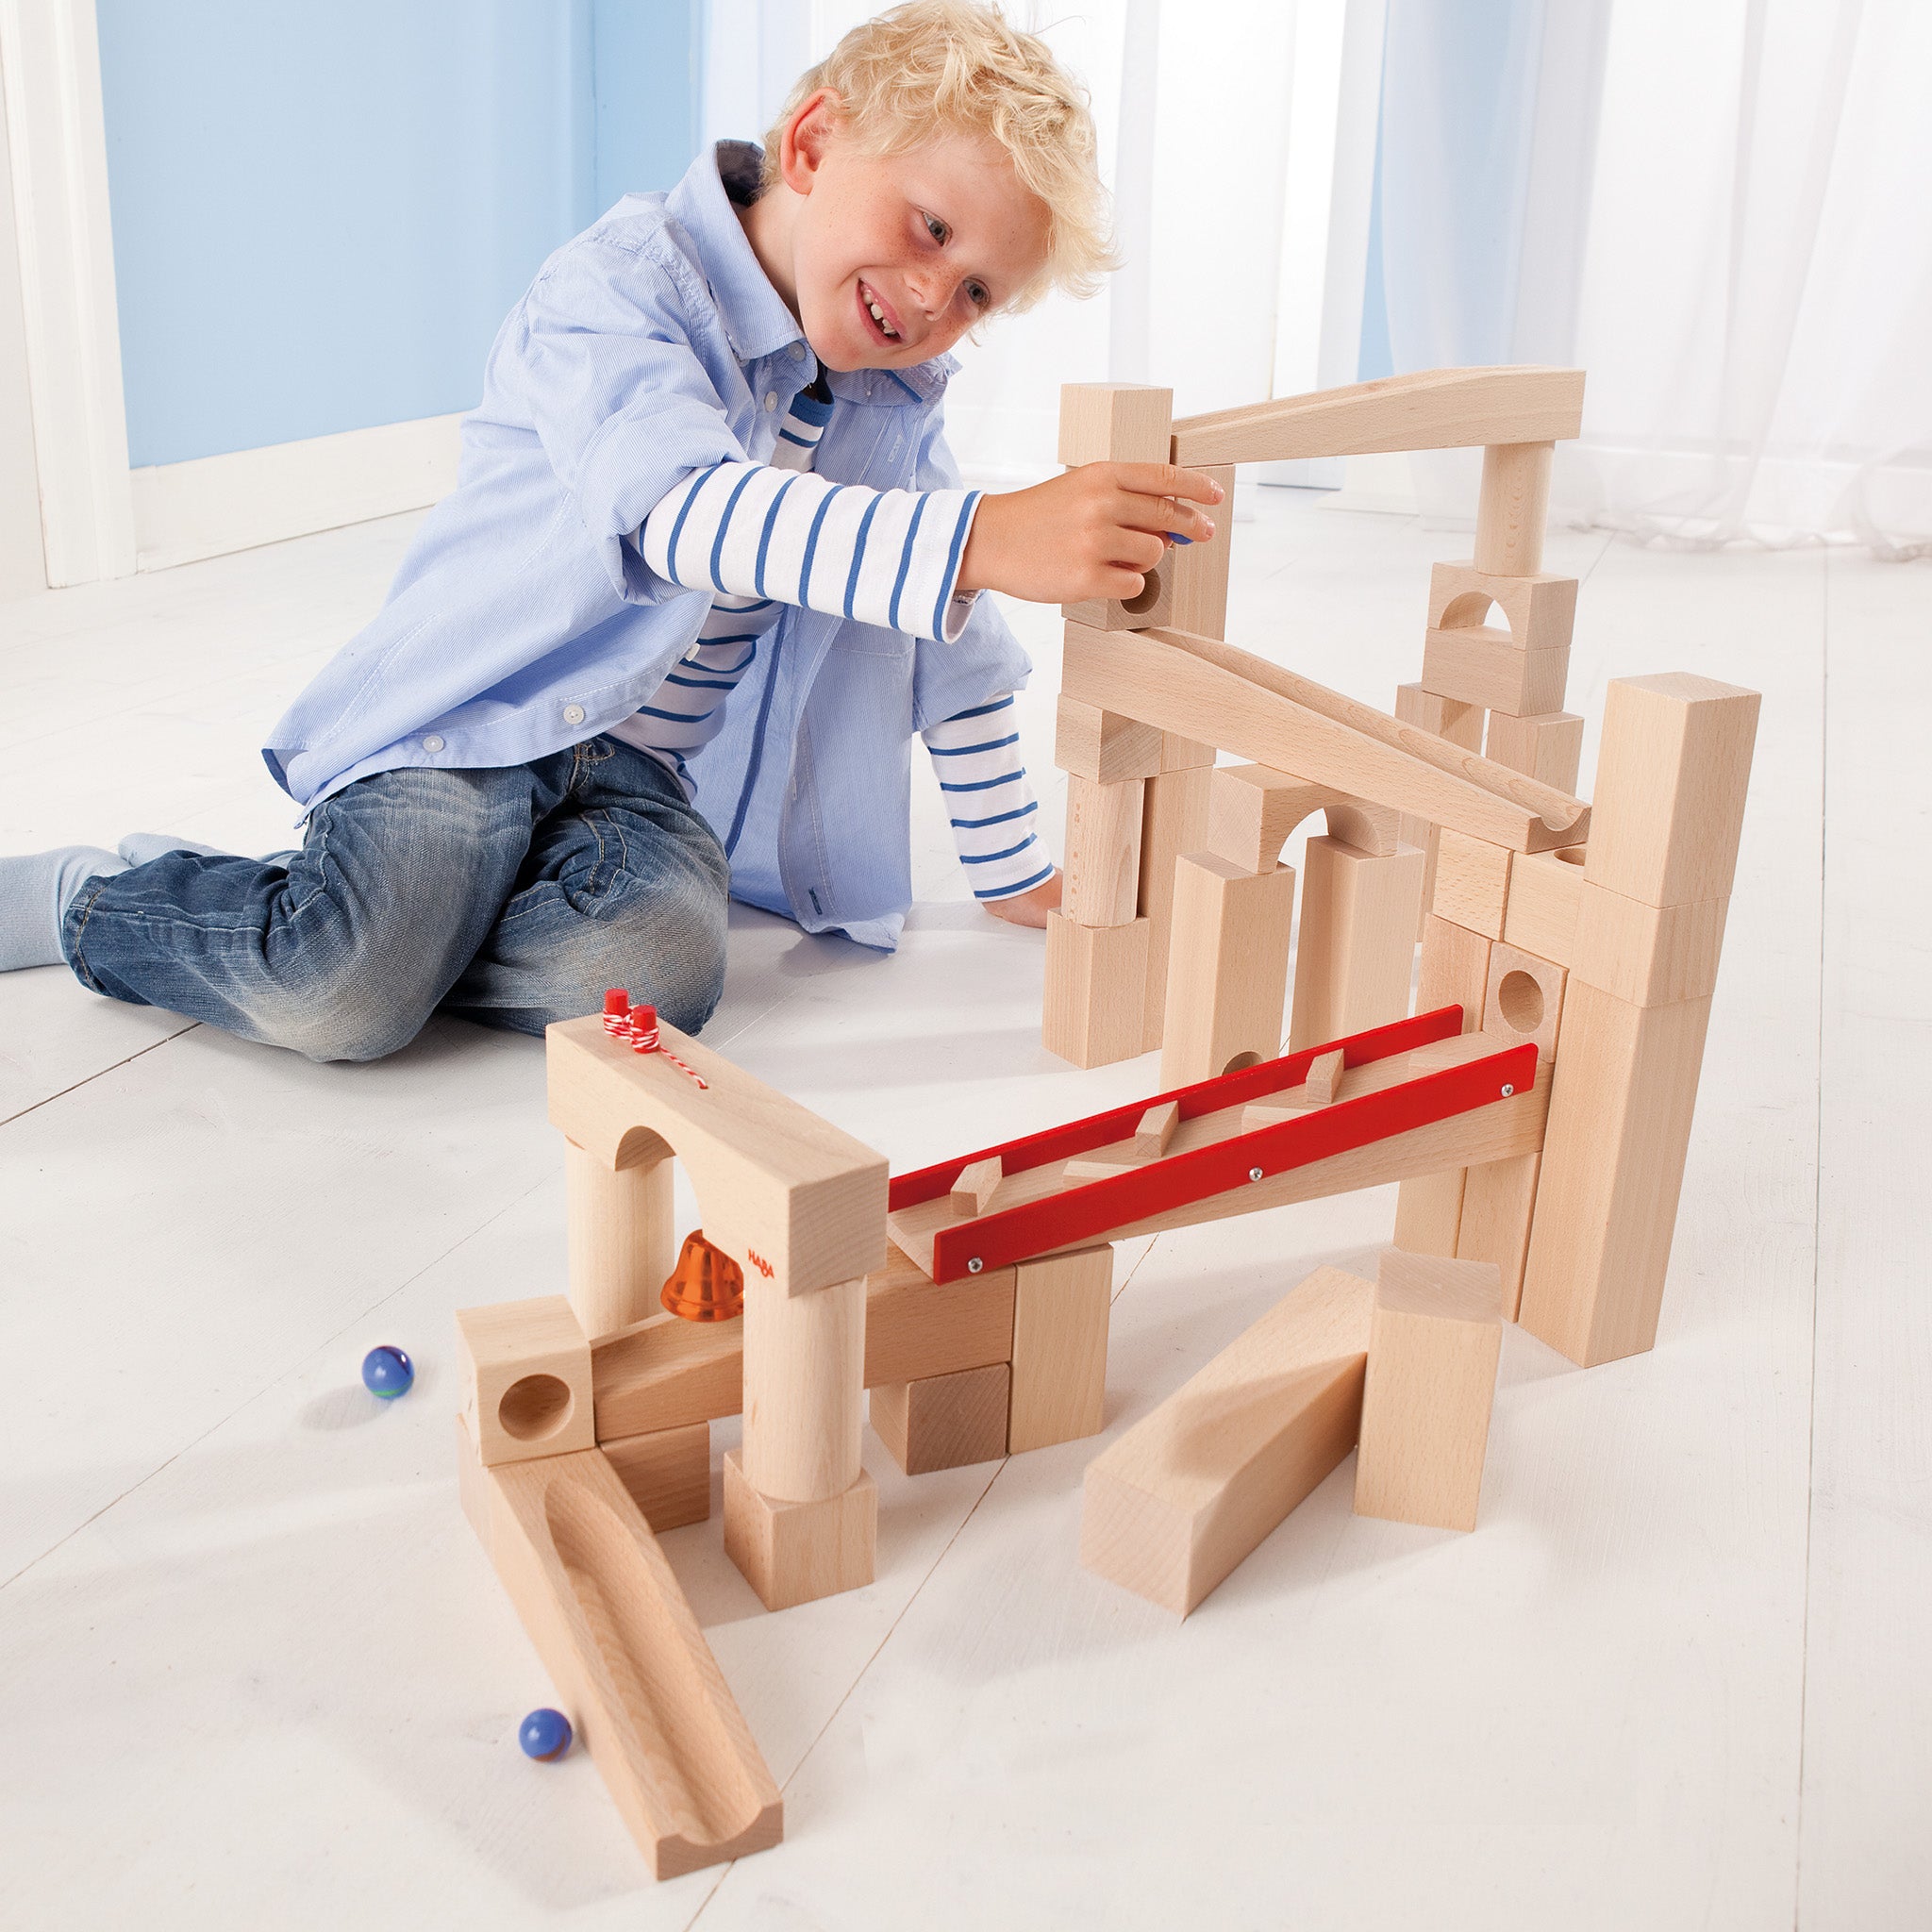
[904,269,958,320]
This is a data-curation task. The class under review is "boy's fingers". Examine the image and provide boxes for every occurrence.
[1110,462,1224,505]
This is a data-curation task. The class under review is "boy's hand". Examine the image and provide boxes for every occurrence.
[983,869,1061,929]
[958,463,1224,607]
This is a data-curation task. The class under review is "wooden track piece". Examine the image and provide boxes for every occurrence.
[547,1015,888,1301]
[1138,764,1215,1052]
[603,1422,710,1532]
[1079,1265,1374,1615]
[1159,853,1297,1087]
[1501,846,1587,964]
[565,1141,675,1342]
[951,1156,1004,1217]
[1421,625,1570,718]
[723,1454,876,1613]
[1354,1251,1502,1531]
[1056,696,1162,782]
[1485,710,1584,792]
[1474,441,1553,576]
[1063,774,1146,926]
[456,1420,782,1878]
[871,1362,1012,1475]
[1008,1246,1113,1454]
[458,1296,596,1468]
[1483,941,1568,1063]
[1043,912,1151,1069]
[1289,838,1426,1054]
[1427,562,1577,651]
[1570,883,1730,1008]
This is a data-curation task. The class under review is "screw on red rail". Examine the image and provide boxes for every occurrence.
[614,994,708,1090]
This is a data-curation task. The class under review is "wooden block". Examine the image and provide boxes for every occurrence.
[458,1296,596,1468]
[1138,764,1214,1051]
[1055,695,1162,782]
[547,1016,887,1301]
[1431,828,1513,939]
[1583,674,1761,908]
[1206,762,1397,874]
[1042,912,1151,1069]
[1158,731,1217,771]
[1485,709,1584,791]
[1392,1165,1466,1258]
[457,1422,781,1876]
[1428,562,1578,651]
[1483,941,1567,1062]
[1474,441,1553,576]
[1518,983,1714,1365]
[1058,381,1173,465]
[1162,464,1234,640]
[1288,838,1426,1054]
[871,1362,1011,1475]
[1571,882,1729,1008]
[1078,1266,1374,1614]
[1062,774,1145,926]
[1457,1153,1541,1321]
[1158,853,1297,1085]
[1500,845,1587,965]
[1394,683,1488,925]
[862,1250,1015,1386]
[1304,1047,1345,1106]
[564,1141,675,1342]
[950,1156,1003,1216]
[722,1454,876,1611]
[1421,625,1570,718]
[738,1273,863,1505]
[1131,1101,1180,1159]
[602,1421,710,1532]
[1354,1251,1502,1531]
[1008,1246,1112,1454]
[1416,911,1493,1033]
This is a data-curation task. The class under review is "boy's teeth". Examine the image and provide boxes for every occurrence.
[866,293,896,334]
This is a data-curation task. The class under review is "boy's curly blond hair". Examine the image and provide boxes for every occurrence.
[762,1,1115,311]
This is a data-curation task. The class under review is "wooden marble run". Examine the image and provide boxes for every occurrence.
[451,365,1761,1881]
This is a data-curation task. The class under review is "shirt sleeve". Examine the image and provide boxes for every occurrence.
[639,460,984,645]
[921,695,1054,900]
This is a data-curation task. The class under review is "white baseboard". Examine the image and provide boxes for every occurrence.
[130,412,465,572]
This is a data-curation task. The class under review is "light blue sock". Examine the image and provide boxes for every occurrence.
[118,832,222,865]
[0,846,128,971]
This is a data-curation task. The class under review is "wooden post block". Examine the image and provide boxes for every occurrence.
[1517,983,1714,1365]
[950,1156,1003,1216]
[602,1421,710,1532]
[1078,1266,1373,1615]
[1131,1100,1180,1159]
[871,1362,1011,1475]
[1062,774,1145,926]
[565,1140,675,1342]
[1056,695,1161,782]
[1392,1166,1467,1258]
[1416,911,1492,1032]
[1060,383,1177,630]
[723,1454,876,1612]
[1583,675,1760,908]
[1483,941,1567,1062]
[1474,441,1553,576]
[457,1422,782,1876]
[1457,1154,1541,1321]
[1354,1251,1502,1531]
[738,1274,863,1505]
[1162,464,1235,640]
[1428,562,1577,650]
[1431,828,1513,938]
[1485,710,1584,791]
[1008,1246,1113,1454]
[1138,763,1214,1052]
[1570,882,1729,1008]
[1500,845,1587,964]
[1158,853,1297,1086]
[1393,683,1486,927]
[458,1295,596,1468]
[1421,626,1570,718]
[1043,911,1151,1069]
[1288,837,1426,1054]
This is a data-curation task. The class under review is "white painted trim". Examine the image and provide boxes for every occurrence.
[131,413,464,573]
[0,0,135,585]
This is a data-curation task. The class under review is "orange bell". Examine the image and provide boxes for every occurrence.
[659,1229,745,1323]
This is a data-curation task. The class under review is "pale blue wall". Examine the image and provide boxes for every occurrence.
[97,0,704,469]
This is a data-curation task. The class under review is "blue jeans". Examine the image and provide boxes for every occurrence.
[61,738,730,1061]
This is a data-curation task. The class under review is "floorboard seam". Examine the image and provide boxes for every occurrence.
[0,1018,202,1132]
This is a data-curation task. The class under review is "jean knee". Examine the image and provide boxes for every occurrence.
[562,880,726,1038]
[249,961,443,1063]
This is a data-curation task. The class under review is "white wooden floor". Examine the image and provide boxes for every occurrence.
[0,491,1924,1930]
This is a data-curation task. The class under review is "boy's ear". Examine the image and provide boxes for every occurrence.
[779,88,843,194]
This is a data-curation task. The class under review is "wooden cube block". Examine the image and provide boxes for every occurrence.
[1058,382,1173,465]
[1431,829,1514,939]
[1043,912,1150,1068]
[602,1421,710,1532]
[1421,625,1570,718]
[1427,562,1578,651]
[1354,1251,1502,1531]
[1289,838,1426,1053]
[1483,941,1567,1062]
[1416,911,1492,1032]
[723,1454,876,1610]
[1138,765,1214,1052]
[1500,845,1587,965]
[1485,709,1584,791]
[1056,696,1162,782]
[1062,774,1145,926]
[457,1295,595,1468]
[1457,1154,1541,1321]
[1008,1246,1112,1454]
[1079,1266,1374,1615]
[871,1362,1011,1475]
[1159,853,1296,1086]
[1583,675,1761,908]
[1571,882,1729,1008]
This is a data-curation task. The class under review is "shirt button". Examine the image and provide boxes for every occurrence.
[764,391,777,411]
[562,704,586,726]
[423,734,445,753]
[788,344,804,361]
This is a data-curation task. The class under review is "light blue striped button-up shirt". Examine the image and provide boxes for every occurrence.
[264,142,1031,950]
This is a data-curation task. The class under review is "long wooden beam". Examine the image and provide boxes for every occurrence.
[1170,366,1585,467]
[1062,622,1590,852]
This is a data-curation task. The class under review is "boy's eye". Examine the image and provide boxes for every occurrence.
[966,280,991,308]
[923,211,949,245]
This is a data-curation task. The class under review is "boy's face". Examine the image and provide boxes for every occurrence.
[771,93,1052,372]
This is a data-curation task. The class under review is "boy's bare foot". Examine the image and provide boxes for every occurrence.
[983,870,1061,929]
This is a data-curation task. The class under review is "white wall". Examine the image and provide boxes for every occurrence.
[0,66,44,602]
